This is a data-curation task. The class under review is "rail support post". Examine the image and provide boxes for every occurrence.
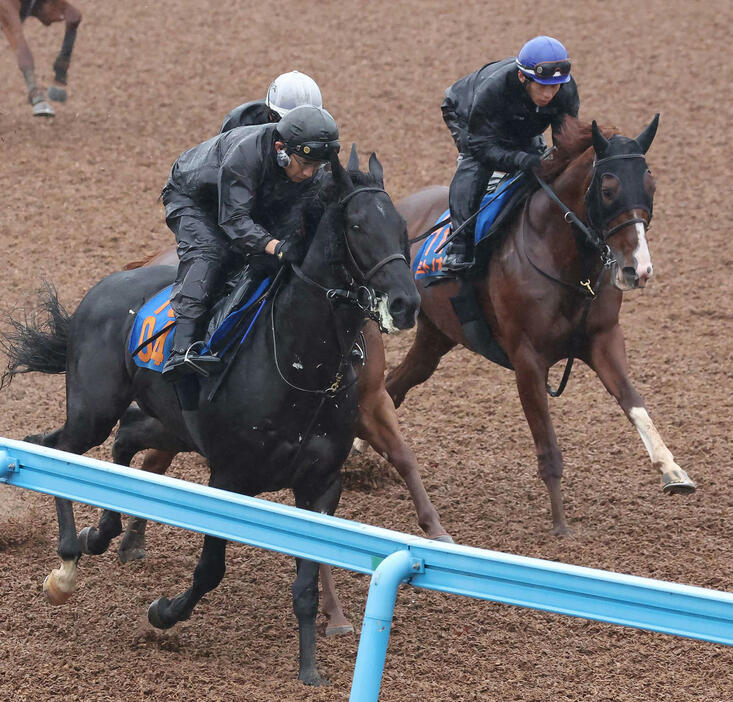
[350,549,422,702]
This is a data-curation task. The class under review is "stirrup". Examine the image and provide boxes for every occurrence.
[181,343,221,378]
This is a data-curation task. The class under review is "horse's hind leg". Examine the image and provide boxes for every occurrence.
[47,1,82,103]
[385,311,456,408]
[586,326,696,494]
[107,406,184,563]
[0,5,54,116]
[80,405,183,560]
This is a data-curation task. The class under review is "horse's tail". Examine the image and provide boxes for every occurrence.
[0,283,71,388]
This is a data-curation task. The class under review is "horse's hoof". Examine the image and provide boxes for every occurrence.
[662,479,697,495]
[299,670,329,687]
[118,547,146,564]
[47,85,67,103]
[325,623,354,637]
[433,533,454,544]
[32,100,55,117]
[148,597,176,629]
[43,574,73,605]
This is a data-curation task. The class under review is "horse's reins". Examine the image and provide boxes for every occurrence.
[528,155,650,396]
[268,185,406,475]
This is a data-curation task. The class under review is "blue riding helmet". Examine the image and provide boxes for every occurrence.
[516,36,572,85]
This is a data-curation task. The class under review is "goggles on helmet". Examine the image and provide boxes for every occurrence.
[519,59,571,81]
[288,139,340,162]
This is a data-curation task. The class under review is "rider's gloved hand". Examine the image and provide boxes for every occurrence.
[274,239,300,265]
[519,152,542,173]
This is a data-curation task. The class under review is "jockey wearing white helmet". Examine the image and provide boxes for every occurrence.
[221,70,323,132]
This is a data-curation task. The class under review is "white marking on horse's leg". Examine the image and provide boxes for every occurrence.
[43,559,77,605]
[634,223,653,279]
[629,406,694,488]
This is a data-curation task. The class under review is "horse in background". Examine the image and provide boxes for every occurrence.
[0,0,81,117]
[386,115,697,535]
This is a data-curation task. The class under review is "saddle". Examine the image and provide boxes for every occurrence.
[413,172,531,284]
[128,267,272,374]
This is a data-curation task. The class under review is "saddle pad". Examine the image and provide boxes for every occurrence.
[413,173,524,282]
[129,285,176,371]
[128,277,272,372]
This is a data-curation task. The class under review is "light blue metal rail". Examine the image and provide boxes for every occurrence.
[1,437,732,702]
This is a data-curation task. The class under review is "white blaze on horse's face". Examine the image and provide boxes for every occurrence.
[611,217,653,291]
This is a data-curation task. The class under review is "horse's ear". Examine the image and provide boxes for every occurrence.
[591,120,609,157]
[635,113,660,154]
[330,150,353,193]
[368,153,384,187]
[347,143,359,171]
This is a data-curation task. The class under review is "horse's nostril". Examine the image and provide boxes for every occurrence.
[622,266,637,280]
[390,297,407,318]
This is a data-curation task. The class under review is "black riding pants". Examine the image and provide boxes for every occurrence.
[448,154,493,253]
[168,212,235,323]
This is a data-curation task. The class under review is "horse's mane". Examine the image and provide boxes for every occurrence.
[540,115,617,182]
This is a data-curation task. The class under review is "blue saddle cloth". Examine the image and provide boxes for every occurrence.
[413,173,524,282]
[128,278,271,372]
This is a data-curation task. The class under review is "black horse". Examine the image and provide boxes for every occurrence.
[1,150,420,686]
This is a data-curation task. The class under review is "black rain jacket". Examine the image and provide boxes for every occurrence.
[443,58,579,171]
[162,123,324,254]
[220,99,276,133]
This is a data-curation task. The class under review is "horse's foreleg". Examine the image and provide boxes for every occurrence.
[587,326,696,494]
[318,563,353,637]
[385,312,455,408]
[148,534,227,629]
[48,2,82,103]
[292,477,342,686]
[356,389,449,540]
[513,348,569,535]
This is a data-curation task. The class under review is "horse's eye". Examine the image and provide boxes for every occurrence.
[351,225,360,232]
[602,189,613,198]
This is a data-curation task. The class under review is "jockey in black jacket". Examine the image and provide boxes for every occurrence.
[160,105,340,379]
[441,36,580,272]
[220,70,322,133]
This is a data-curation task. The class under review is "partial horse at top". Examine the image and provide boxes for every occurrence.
[0,0,82,117]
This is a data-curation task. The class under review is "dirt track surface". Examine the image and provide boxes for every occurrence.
[1,1,731,700]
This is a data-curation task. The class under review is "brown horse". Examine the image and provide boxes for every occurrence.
[114,249,449,636]
[0,0,81,117]
[385,115,697,535]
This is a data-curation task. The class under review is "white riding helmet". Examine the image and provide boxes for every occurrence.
[265,71,323,118]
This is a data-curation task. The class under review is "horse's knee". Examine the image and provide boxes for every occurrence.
[537,449,563,484]
[291,566,319,619]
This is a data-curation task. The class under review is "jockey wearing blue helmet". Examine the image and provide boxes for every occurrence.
[441,36,579,272]
[516,36,572,85]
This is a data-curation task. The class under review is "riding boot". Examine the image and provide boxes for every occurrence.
[442,235,474,273]
[162,318,221,381]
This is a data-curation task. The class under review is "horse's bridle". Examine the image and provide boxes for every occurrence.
[528,152,654,397]
[274,184,408,397]
[292,186,408,319]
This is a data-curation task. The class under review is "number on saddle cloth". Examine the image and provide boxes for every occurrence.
[128,277,272,373]
[412,172,526,282]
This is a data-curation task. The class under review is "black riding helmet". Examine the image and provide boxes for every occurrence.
[276,105,340,161]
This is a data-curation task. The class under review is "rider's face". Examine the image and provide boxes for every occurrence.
[275,143,325,182]
[519,71,562,107]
